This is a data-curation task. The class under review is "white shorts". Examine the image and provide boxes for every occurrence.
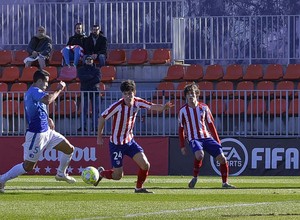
[23,129,66,162]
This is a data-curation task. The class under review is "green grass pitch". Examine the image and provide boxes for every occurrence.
[0,176,300,219]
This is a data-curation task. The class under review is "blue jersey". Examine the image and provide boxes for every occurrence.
[24,86,49,133]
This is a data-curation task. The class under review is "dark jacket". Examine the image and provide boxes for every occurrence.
[67,33,86,48]
[27,35,52,58]
[77,64,101,91]
[84,33,107,57]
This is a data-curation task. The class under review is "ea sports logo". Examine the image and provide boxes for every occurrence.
[210,138,248,176]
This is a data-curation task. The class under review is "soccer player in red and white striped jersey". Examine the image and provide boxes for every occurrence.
[178,82,235,189]
[95,80,173,193]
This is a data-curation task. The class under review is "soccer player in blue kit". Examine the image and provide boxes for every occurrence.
[0,69,76,193]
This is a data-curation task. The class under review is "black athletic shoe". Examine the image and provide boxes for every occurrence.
[134,188,154,193]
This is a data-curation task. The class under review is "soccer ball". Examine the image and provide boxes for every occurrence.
[81,166,99,185]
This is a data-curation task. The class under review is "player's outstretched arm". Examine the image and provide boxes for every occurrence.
[150,101,174,112]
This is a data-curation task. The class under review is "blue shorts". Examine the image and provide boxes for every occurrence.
[109,139,144,168]
[189,137,223,158]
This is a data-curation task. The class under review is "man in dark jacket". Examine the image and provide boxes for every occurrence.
[25,26,52,69]
[62,22,87,67]
[77,56,101,132]
[84,24,107,68]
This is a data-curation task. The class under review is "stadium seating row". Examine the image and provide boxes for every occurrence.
[155,80,300,99]
[3,98,299,118]
[163,63,300,82]
[0,48,171,67]
[0,81,106,99]
[0,65,116,83]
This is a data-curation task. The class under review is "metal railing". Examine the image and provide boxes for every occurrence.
[173,15,300,64]
[1,2,298,65]
[1,90,300,138]
[0,1,184,49]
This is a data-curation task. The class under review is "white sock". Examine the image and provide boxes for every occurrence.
[0,163,26,183]
[57,153,72,175]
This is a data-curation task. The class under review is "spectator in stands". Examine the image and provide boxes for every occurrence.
[25,26,52,69]
[77,55,101,132]
[93,80,173,193]
[0,69,76,194]
[62,22,86,67]
[178,82,235,189]
[84,24,107,68]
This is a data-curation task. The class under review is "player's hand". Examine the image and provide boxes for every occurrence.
[181,147,187,155]
[57,81,66,91]
[48,118,55,130]
[164,101,174,110]
[97,134,104,147]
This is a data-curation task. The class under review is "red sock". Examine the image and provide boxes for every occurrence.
[220,162,228,183]
[136,168,148,189]
[100,169,113,179]
[193,159,202,177]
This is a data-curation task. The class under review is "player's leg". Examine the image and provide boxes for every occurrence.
[132,152,153,193]
[188,140,204,188]
[127,140,152,193]
[0,131,45,193]
[204,138,235,188]
[50,131,76,184]
[94,141,124,186]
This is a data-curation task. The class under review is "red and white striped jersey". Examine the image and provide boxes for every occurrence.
[178,102,215,141]
[102,97,153,145]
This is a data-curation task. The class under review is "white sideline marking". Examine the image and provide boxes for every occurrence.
[73,201,295,220]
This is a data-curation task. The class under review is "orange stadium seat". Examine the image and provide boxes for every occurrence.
[47,82,67,100]
[155,81,175,99]
[208,99,226,115]
[183,64,203,81]
[57,100,78,117]
[43,66,58,82]
[243,64,263,81]
[268,98,287,116]
[49,50,63,66]
[288,99,300,116]
[11,50,29,65]
[149,49,171,64]
[99,82,106,97]
[263,64,283,81]
[106,49,126,65]
[247,98,266,115]
[127,49,148,65]
[275,80,294,98]
[9,82,27,99]
[67,82,81,99]
[0,82,8,92]
[225,99,245,115]
[0,66,20,82]
[214,81,234,98]
[2,100,18,117]
[223,64,243,81]
[255,80,275,97]
[100,65,116,82]
[19,66,39,82]
[203,64,223,81]
[164,65,184,81]
[283,64,300,81]
[0,50,13,66]
[235,81,254,98]
[197,81,214,98]
[57,66,77,82]
[176,81,191,98]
